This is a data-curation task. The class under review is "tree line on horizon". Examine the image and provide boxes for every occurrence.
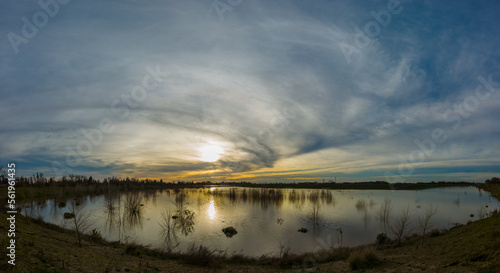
[0,167,498,188]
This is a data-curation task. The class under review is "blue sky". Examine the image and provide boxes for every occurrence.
[1,0,499,182]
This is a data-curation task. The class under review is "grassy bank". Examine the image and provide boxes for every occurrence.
[1,184,499,272]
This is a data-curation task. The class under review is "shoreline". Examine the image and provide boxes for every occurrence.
[1,183,499,272]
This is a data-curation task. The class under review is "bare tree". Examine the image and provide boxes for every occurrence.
[377,199,392,234]
[63,200,94,247]
[390,205,412,246]
[278,240,291,259]
[418,205,437,246]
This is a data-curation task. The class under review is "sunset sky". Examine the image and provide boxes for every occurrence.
[1,0,499,182]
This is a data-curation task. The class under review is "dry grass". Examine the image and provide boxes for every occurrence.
[348,247,381,270]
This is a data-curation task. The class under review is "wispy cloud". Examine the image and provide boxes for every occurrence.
[1,0,499,182]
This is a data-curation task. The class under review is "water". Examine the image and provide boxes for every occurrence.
[21,186,499,256]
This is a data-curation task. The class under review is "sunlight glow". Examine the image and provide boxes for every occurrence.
[207,197,216,220]
[199,144,224,162]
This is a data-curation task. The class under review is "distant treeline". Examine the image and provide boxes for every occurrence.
[0,171,485,190]
[0,172,213,201]
[0,172,213,188]
[0,169,493,201]
[485,177,500,184]
[218,181,478,190]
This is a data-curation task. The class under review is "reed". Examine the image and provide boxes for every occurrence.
[124,193,143,216]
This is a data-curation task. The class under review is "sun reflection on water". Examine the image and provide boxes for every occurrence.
[207,196,216,220]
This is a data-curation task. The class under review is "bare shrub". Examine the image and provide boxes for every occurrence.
[418,205,437,246]
[390,205,412,246]
[355,199,367,212]
[63,200,94,247]
[159,210,178,249]
[477,206,487,219]
[125,193,143,215]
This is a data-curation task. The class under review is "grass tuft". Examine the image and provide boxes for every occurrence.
[124,243,143,256]
[348,247,381,270]
[184,244,221,268]
[89,228,103,242]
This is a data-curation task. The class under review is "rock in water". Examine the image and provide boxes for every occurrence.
[222,226,238,238]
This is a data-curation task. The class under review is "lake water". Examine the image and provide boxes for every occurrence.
[22,186,499,257]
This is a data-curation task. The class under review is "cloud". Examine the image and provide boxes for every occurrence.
[1,0,499,181]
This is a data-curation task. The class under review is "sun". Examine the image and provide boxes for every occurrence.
[199,144,224,162]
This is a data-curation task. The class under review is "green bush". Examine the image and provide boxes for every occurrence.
[89,229,102,242]
[376,233,389,245]
[430,229,441,237]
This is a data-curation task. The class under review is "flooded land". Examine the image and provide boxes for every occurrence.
[21,186,499,257]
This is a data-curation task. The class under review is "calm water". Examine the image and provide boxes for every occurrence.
[22,186,499,256]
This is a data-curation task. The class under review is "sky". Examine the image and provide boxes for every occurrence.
[1,0,500,183]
